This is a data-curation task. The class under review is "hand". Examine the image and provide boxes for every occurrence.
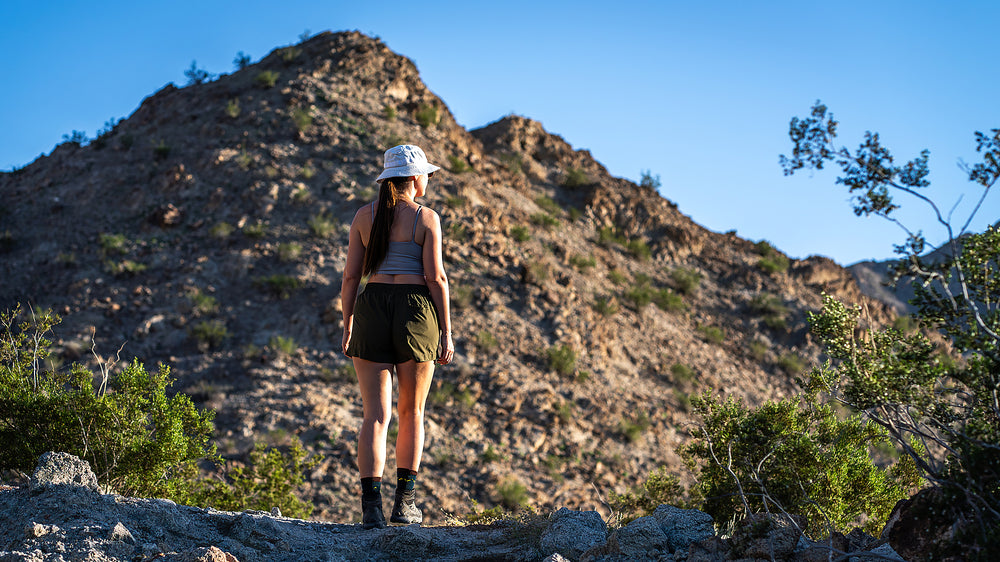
[436,332,454,365]
[342,326,352,356]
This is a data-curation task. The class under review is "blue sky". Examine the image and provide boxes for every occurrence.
[3,1,998,265]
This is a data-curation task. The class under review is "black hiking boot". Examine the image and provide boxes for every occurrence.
[362,497,386,529]
[390,490,422,525]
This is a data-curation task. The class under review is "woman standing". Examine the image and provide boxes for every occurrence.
[341,144,454,529]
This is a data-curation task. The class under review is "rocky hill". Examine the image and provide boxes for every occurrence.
[0,31,895,525]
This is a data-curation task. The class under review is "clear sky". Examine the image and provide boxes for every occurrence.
[3,1,998,265]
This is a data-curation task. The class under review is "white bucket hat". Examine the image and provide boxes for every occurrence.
[376,144,440,182]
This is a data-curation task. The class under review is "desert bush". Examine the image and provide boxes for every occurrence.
[609,466,685,524]
[624,284,654,309]
[242,221,267,238]
[653,288,685,313]
[562,167,590,188]
[225,98,240,119]
[750,293,789,330]
[448,155,471,173]
[777,352,804,375]
[291,107,313,133]
[280,46,301,63]
[754,240,790,274]
[618,411,651,443]
[189,290,218,316]
[0,306,216,498]
[748,340,768,361]
[639,170,662,190]
[255,70,279,88]
[269,335,297,357]
[607,269,627,285]
[682,390,921,538]
[546,345,577,376]
[99,233,129,255]
[697,325,725,345]
[592,295,618,317]
[497,476,530,509]
[475,330,498,351]
[153,140,171,160]
[415,103,439,128]
[233,51,251,70]
[499,153,524,175]
[670,267,701,295]
[256,274,301,299]
[179,439,317,519]
[184,60,212,85]
[670,363,696,384]
[190,319,228,349]
[307,213,337,238]
[509,225,530,242]
[104,259,147,277]
[782,102,1000,552]
[529,213,559,230]
[210,222,235,239]
[62,130,88,145]
[569,254,596,271]
[277,242,302,262]
[451,285,473,310]
[534,195,561,215]
[383,105,397,121]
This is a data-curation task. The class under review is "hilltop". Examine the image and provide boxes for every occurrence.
[0,30,895,524]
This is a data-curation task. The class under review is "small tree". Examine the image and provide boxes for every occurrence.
[782,101,1000,553]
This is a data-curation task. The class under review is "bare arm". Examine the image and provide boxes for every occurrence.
[341,208,367,355]
[422,210,453,364]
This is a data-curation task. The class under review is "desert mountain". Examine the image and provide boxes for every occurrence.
[0,31,896,524]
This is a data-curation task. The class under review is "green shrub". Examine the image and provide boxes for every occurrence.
[625,239,651,261]
[530,213,559,230]
[497,476,529,509]
[444,195,466,208]
[307,213,337,238]
[104,259,147,277]
[748,339,768,361]
[546,345,577,376]
[618,411,651,443]
[569,254,596,271]
[598,226,627,247]
[777,352,805,375]
[242,221,268,239]
[225,98,240,119]
[99,233,129,255]
[670,363,696,384]
[451,285,473,310]
[670,268,701,295]
[475,330,498,351]
[639,170,662,190]
[593,295,618,317]
[499,153,524,175]
[291,107,313,133]
[256,274,301,299]
[698,325,725,345]
[383,105,397,121]
[447,155,471,173]
[233,51,251,70]
[609,466,684,524]
[509,225,531,242]
[255,70,279,88]
[190,319,228,349]
[0,306,216,498]
[750,293,789,330]
[448,223,468,241]
[755,240,790,274]
[277,242,302,262]
[608,269,627,285]
[562,167,590,188]
[428,381,475,409]
[210,222,235,239]
[624,284,654,309]
[181,439,317,519]
[682,390,921,538]
[269,335,298,357]
[153,140,171,160]
[415,103,439,128]
[534,195,561,215]
[280,46,301,63]
[189,290,219,316]
[653,289,685,313]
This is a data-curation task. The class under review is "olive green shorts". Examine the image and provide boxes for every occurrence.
[346,283,440,364]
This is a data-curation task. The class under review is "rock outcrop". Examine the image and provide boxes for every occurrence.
[0,453,907,562]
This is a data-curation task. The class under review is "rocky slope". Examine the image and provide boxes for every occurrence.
[0,31,895,525]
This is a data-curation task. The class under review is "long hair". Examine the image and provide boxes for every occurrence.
[362,177,407,276]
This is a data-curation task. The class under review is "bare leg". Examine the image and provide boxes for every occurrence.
[394,359,435,470]
[353,357,393,478]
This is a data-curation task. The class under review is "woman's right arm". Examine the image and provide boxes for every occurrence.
[341,208,366,355]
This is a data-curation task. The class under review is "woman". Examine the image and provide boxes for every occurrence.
[341,144,454,529]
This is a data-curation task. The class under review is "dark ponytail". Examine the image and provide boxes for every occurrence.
[363,177,404,276]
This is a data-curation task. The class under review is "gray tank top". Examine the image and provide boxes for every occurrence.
[372,203,424,275]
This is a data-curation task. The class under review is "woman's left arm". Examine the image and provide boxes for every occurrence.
[421,210,453,364]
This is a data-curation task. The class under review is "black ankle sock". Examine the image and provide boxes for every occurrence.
[361,477,382,501]
[396,468,417,494]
